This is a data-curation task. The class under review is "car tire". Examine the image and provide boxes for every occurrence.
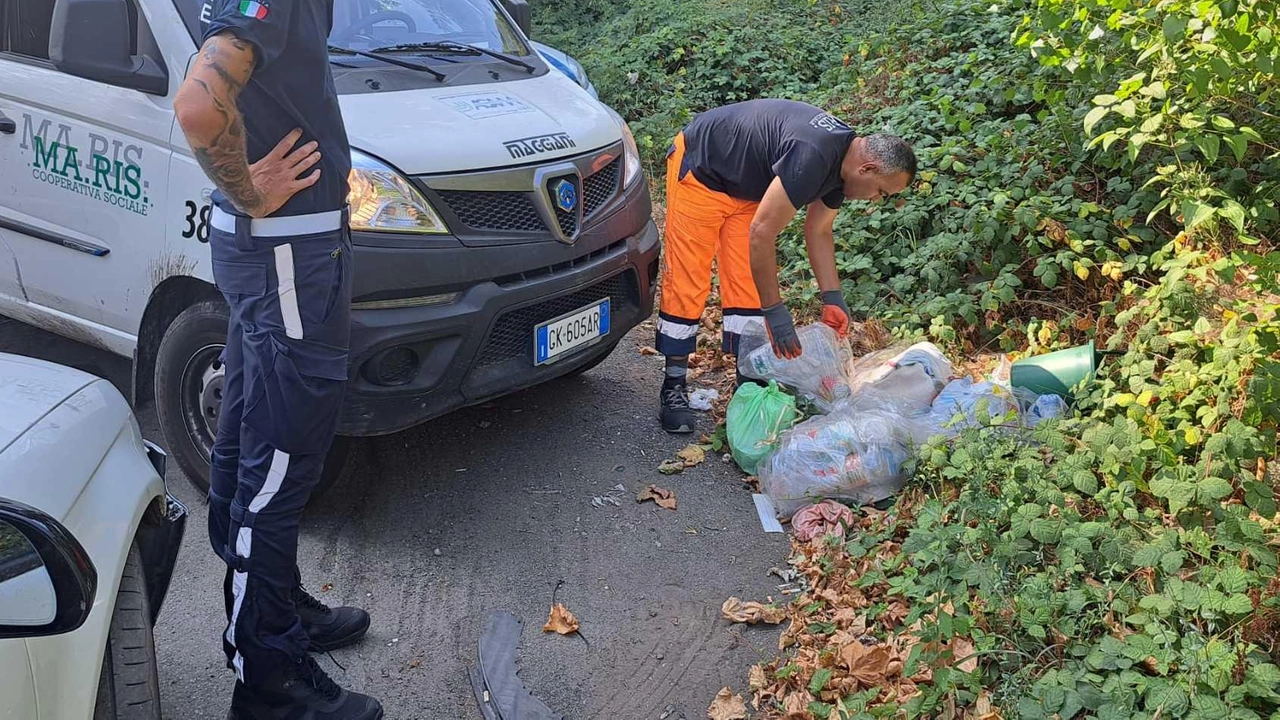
[154,300,350,502]
[93,542,161,720]
[561,340,621,378]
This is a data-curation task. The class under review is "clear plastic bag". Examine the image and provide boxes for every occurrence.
[726,380,799,474]
[846,341,953,392]
[738,324,854,412]
[925,378,1019,436]
[758,403,919,519]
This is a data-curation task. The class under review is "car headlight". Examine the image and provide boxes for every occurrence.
[621,121,642,188]
[347,150,449,234]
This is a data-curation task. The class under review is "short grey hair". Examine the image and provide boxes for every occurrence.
[864,134,917,180]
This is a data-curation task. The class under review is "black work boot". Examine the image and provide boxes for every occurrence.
[227,655,383,719]
[660,382,695,434]
[294,585,371,652]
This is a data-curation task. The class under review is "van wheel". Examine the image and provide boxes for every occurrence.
[153,301,350,501]
[93,542,161,720]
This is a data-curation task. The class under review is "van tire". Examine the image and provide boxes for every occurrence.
[154,300,350,502]
[93,542,161,720]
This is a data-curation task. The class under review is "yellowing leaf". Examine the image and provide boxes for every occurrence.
[1074,261,1091,281]
[1114,393,1137,408]
[1137,390,1154,407]
[1185,426,1201,444]
[707,688,747,720]
[677,444,706,467]
[657,460,686,475]
[542,603,580,635]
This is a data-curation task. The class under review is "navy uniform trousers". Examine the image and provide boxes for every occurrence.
[206,207,352,687]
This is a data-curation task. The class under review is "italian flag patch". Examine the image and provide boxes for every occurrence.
[238,0,268,19]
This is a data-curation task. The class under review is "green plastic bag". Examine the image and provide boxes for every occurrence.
[727,380,799,474]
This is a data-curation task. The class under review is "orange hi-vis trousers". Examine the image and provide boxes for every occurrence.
[656,132,766,357]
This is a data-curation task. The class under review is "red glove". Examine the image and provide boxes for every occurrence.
[820,290,851,338]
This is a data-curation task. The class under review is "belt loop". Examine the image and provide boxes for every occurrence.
[233,213,255,252]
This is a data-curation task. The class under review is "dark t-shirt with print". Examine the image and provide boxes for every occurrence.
[680,99,854,209]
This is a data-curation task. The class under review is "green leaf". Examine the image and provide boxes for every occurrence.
[1180,114,1206,129]
[1222,594,1254,614]
[1150,475,1196,514]
[1182,200,1217,230]
[1139,114,1163,133]
[1227,134,1249,162]
[1163,15,1189,42]
[1198,476,1234,501]
[1073,470,1099,495]
[1161,550,1186,574]
[1196,134,1221,164]
[1116,100,1137,119]
[1134,543,1165,568]
[1093,94,1119,106]
[1212,115,1236,130]
[808,667,833,694]
[1146,683,1190,717]
[1217,566,1250,594]
[1084,107,1109,135]
[1219,202,1246,232]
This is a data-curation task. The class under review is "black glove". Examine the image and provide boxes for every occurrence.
[762,303,803,359]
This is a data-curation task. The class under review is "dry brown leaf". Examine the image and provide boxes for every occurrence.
[781,690,815,718]
[748,664,768,690]
[542,603,580,635]
[639,346,661,356]
[637,484,678,510]
[707,687,747,720]
[840,641,892,687]
[677,444,706,467]
[721,597,786,625]
[320,582,333,592]
[951,637,978,674]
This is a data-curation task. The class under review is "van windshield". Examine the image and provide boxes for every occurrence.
[176,0,530,58]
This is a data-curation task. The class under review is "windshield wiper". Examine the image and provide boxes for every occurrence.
[370,41,535,74]
[327,45,446,81]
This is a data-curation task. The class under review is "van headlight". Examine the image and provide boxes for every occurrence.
[347,150,449,234]
[621,121,642,188]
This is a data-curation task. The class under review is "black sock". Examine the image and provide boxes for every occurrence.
[663,356,688,389]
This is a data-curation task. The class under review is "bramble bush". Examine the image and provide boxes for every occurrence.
[536,0,1279,715]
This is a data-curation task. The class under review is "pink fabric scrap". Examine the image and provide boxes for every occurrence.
[791,499,857,541]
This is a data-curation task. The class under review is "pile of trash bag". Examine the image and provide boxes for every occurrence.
[728,324,1069,520]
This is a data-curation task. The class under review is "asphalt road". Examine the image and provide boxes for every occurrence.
[0,316,788,719]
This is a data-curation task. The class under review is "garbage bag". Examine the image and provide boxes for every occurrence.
[738,324,853,412]
[758,406,918,519]
[925,378,1018,436]
[847,341,953,392]
[726,380,798,474]
[1025,393,1067,426]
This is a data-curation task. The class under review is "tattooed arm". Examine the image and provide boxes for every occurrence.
[174,32,320,218]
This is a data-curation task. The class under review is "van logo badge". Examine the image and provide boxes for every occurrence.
[503,132,576,160]
[553,179,577,214]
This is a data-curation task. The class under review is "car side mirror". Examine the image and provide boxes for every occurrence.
[500,0,532,37]
[49,0,169,96]
[0,499,97,640]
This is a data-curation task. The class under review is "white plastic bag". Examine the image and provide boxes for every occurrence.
[926,378,1018,436]
[738,324,854,412]
[847,341,953,391]
[758,403,920,519]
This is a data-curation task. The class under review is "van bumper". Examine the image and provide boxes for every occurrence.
[337,186,659,437]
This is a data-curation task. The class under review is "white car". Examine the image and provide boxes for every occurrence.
[0,353,186,719]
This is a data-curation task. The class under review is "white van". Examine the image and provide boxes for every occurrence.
[0,0,660,497]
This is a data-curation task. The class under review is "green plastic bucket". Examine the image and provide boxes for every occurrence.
[1010,341,1099,399]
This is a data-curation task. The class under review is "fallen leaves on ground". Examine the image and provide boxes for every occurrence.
[677,444,707,466]
[320,583,333,592]
[721,597,787,625]
[639,346,661,356]
[637,484,678,510]
[542,603,580,635]
[658,459,686,474]
[707,687,748,720]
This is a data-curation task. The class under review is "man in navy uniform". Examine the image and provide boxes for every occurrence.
[174,0,381,716]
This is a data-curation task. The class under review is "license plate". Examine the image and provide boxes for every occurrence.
[534,298,610,365]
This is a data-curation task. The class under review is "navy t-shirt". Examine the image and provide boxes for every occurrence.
[203,0,350,216]
[681,99,854,209]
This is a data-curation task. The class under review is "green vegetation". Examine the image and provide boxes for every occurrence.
[536,0,1278,715]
